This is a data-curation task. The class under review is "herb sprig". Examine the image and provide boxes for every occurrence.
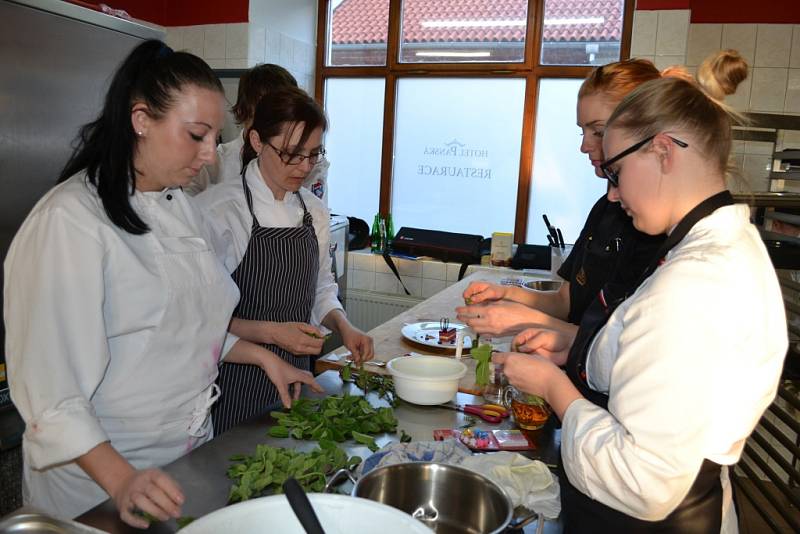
[470,343,493,386]
[339,362,397,406]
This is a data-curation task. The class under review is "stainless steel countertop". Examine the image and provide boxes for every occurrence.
[76,371,562,533]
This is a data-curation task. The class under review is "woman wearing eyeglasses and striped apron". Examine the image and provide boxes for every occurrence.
[198,87,374,434]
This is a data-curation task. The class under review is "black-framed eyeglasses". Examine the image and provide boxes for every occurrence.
[600,134,688,187]
[265,141,326,166]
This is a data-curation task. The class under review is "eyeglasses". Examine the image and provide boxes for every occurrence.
[265,141,326,166]
[600,134,688,187]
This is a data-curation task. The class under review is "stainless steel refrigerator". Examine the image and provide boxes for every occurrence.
[0,0,162,415]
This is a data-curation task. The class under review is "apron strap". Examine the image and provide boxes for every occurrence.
[294,191,314,227]
[241,172,261,230]
[633,190,734,291]
[241,174,315,231]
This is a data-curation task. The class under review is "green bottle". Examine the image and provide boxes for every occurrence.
[370,213,382,253]
[385,213,395,248]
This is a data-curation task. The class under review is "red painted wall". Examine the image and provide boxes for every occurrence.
[75,1,249,26]
[690,0,800,24]
[163,1,249,26]
[637,0,800,24]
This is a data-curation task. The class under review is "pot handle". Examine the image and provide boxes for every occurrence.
[508,509,539,531]
[323,468,357,493]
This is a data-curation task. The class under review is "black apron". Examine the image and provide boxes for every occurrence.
[212,177,319,435]
[560,191,734,533]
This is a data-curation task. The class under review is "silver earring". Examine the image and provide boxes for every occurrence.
[136,131,143,136]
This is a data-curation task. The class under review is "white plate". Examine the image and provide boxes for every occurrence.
[401,321,473,350]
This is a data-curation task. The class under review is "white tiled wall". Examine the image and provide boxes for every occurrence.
[632,11,800,191]
[164,23,316,94]
[348,250,458,298]
[346,250,474,298]
[346,249,545,299]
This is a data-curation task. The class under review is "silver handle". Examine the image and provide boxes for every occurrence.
[323,467,357,493]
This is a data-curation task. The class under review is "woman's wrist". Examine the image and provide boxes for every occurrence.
[259,321,276,345]
[76,442,136,503]
[544,366,582,420]
[323,308,348,334]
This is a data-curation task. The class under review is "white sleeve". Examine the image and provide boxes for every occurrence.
[220,332,240,362]
[195,191,249,275]
[4,207,110,469]
[560,260,725,521]
[308,198,343,326]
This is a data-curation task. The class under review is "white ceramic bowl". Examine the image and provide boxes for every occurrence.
[387,355,467,405]
[181,493,434,534]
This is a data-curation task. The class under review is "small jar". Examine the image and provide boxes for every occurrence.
[482,363,507,404]
[502,386,552,430]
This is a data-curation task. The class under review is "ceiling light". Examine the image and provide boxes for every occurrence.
[415,51,492,57]
[421,19,526,28]
[544,17,604,26]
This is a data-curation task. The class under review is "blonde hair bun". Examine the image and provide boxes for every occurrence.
[697,49,749,100]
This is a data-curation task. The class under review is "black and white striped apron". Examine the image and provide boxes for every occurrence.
[211,177,319,434]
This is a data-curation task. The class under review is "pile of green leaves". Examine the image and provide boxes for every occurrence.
[340,362,397,405]
[268,395,397,451]
[227,443,361,503]
[470,343,493,386]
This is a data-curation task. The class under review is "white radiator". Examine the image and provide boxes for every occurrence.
[345,289,423,332]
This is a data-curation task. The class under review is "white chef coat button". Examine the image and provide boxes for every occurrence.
[166,194,173,201]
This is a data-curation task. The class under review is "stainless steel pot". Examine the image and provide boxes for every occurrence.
[326,462,538,534]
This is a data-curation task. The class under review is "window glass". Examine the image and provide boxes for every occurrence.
[328,0,389,66]
[540,0,625,66]
[399,0,528,63]
[526,78,607,245]
[392,78,525,237]
[324,78,385,222]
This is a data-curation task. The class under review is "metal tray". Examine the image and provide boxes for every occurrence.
[0,512,107,534]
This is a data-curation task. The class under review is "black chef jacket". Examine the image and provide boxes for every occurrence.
[558,194,666,324]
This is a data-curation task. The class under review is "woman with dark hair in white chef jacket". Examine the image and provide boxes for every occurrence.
[198,86,374,434]
[495,67,787,532]
[3,40,319,527]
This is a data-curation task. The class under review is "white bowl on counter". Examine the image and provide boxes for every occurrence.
[180,494,434,534]
[387,355,467,405]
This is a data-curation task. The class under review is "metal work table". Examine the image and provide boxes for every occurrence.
[76,371,562,533]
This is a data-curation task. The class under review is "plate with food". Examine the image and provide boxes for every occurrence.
[401,319,473,350]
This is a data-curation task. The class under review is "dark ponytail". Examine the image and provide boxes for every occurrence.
[58,40,223,234]
[241,86,327,173]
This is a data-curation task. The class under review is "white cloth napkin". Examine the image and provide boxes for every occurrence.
[461,451,561,519]
[359,441,561,519]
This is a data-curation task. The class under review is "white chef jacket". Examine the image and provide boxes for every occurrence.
[560,204,787,532]
[197,158,343,326]
[215,134,246,186]
[186,131,328,203]
[4,174,240,519]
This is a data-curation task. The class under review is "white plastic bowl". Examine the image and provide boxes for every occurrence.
[388,355,467,405]
[181,493,434,534]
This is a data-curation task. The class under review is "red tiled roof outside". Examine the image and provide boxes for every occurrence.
[331,0,623,45]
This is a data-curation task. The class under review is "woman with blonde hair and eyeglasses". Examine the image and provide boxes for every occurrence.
[494,56,786,532]
[197,86,373,434]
